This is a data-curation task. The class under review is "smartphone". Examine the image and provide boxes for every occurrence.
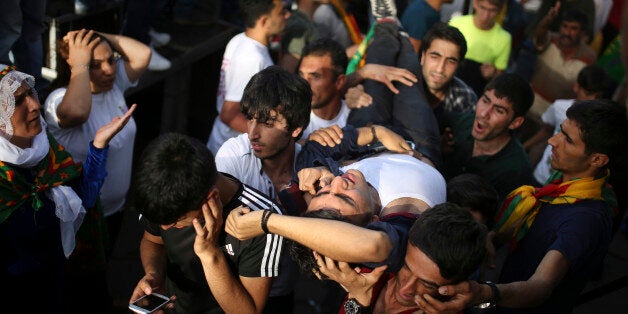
[129,293,170,314]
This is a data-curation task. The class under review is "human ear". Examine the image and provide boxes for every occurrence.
[589,153,609,169]
[508,116,524,130]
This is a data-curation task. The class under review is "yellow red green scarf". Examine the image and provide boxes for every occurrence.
[0,133,82,224]
[494,170,617,247]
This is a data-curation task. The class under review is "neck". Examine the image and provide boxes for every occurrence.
[426,0,445,10]
[261,142,296,180]
[562,168,603,182]
[559,44,579,60]
[473,18,494,31]
[9,136,33,149]
[312,99,342,120]
[245,27,270,47]
[473,133,511,157]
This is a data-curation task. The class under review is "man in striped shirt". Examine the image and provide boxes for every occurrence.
[131,133,283,313]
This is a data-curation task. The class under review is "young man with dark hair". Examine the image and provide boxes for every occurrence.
[442,73,536,198]
[207,0,289,154]
[420,22,477,124]
[428,100,627,313]
[215,65,311,313]
[298,37,351,140]
[525,64,612,183]
[131,133,284,313]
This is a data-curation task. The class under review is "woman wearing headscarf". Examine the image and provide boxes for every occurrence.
[0,64,135,311]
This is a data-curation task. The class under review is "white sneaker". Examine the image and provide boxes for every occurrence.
[149,28,171,47]
[148,47,171,71]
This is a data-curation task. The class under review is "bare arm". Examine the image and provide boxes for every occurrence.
[534,1,561,50]
[225,207,393,263]
[194,196,268,313]
[220,101,249,133]
[97,32,150,83]
[417,250,570,312]
[56,29,100,128]
[130,232,169,303]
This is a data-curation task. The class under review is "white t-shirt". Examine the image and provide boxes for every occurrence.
[207,32,274,154]
[533,99,575,184]
[301,100,350,140]
[341,153,446,213]
[44,60,137,217]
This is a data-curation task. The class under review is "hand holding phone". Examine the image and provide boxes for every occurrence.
[129,293,171,313]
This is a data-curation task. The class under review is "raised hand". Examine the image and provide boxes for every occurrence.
[64,29,100,70]
[193,195,224,258]
[93,104,136,148]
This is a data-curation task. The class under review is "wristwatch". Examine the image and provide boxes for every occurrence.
[475,281,500,309]
[344,298,372,314]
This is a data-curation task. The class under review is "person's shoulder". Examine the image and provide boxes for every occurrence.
[216,133,251,158]
[44,87,68,106]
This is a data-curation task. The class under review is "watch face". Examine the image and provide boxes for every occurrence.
[344,298,360,314]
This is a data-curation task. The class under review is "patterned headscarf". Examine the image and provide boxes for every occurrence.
[0,64,37,139]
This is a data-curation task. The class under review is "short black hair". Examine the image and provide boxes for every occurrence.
[422,22,467,59]
[300,37,348,77]
[562,8,589,31]
[447,174,499,228]
[577,65,612,98]
[289,209,353,278]
[484,73,534,118]
[133,133,218,225]
[241,66,311,138]
[239,0,276,28]
[408,203,487,283]
[566,100,628,161]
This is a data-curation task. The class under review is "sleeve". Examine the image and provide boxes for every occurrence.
[549,204,612,271]
[139,214,163,236]
[541,102,558,126]
[116,58,139,90]
[77,142,109,208]
[494,33,511,70]
[215,137,249,179]
[224,51,269,102]
[362,215,416,272]
[237,234,284,278]
[43,88,68,129]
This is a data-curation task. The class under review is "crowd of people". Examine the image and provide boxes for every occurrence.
[1,0,628,313]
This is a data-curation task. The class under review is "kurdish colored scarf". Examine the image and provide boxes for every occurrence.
[494,170,617,246]
[0,133,82,224]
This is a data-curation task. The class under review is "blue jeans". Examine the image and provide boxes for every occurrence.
[347,22,442,166]
[0,0,46,88]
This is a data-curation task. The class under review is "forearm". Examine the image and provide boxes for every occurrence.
[269,215,392,262]
[57,66,92,127]
[222,112,249,133]
[496,280,555,308]
[197,250,260,313]
[97,32,150,81]
[139,235,168,282]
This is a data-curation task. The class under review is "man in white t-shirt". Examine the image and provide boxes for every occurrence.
[298,37,350,140]
[207,0,289,154]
